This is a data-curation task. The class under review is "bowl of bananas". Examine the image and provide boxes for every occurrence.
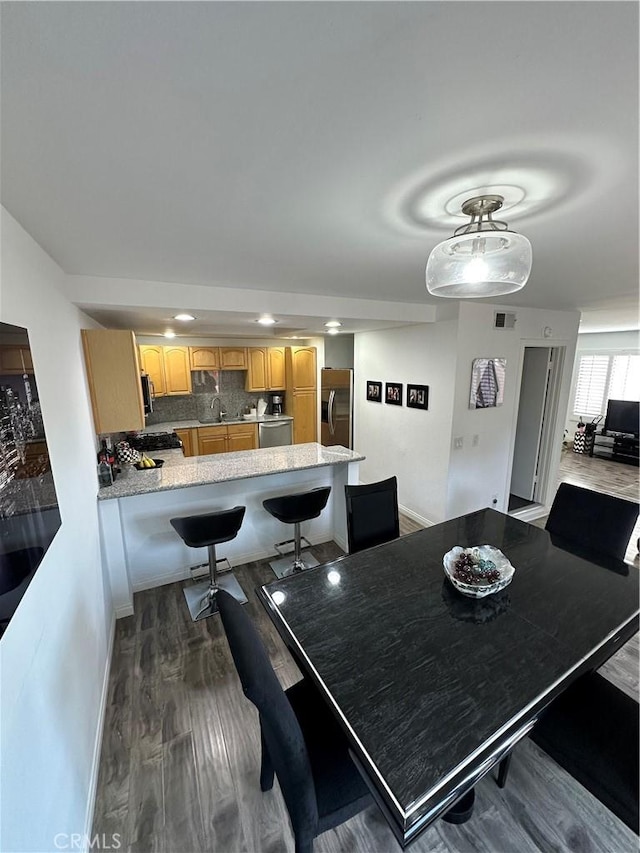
[134,455,164,470]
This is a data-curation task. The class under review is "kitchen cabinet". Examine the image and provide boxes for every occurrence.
[0,345,34,375]
[285,346,317,443]
[287,390,317,444]
[196,423,258,455]
[286,346,317,390]
[139,344,192,396]
[174,428,195,457]
[189,346,219,371]
[82,330,145,433]
[163,346,192,395]
[219,347,248,370]
[245,347,286,392]
[138,345,166,396]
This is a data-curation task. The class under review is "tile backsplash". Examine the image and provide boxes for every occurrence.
[146,370,273,426]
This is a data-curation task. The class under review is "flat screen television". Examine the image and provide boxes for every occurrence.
[603,399,640,437]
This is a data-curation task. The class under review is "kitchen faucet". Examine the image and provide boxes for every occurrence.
[210,396,226,422]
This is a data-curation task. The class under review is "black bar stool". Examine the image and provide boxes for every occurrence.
[170,505,247,621]
[262,487,331,578]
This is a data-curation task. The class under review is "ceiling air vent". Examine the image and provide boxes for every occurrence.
[494,312,517,330]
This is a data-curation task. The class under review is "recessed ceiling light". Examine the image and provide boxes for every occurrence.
[174,313,196,322]
[324,320,342,328]
[256,316,277,326]
[327,328,340,336]
[164,330,176,338]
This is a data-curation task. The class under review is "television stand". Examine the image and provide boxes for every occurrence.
[589,431,639,466]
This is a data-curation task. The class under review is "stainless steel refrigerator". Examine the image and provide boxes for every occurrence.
[321,368,353,448]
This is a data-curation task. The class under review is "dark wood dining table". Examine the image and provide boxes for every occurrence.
[258,508,639,848]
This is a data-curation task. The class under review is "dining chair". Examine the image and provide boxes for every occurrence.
[344,476,400,554]
[545,483,639,560]
[530,671,639,834]
[217,589,372,853]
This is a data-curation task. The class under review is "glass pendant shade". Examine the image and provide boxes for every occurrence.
[425,195,532,298]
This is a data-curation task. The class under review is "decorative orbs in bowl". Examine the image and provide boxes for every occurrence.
[443,545,515,598]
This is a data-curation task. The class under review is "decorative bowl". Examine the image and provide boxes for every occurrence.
[443,545,514,598]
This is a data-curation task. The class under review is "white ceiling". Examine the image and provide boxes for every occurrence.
[1,2,638,337]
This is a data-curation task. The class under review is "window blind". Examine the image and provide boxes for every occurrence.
[609,354,640,401]
[573,355,609,417]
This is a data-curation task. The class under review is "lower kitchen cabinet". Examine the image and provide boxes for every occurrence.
[174,428,195,457]
[289,391,317,444]
[194,423,258,456]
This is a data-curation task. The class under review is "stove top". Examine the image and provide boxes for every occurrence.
[129,432,183,451]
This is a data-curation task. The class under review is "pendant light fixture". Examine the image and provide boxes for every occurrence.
[426,195,532,298]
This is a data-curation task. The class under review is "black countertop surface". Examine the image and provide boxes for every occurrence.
[260,509,639,844]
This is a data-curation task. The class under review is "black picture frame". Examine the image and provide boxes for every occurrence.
[407,384,429,410]
[385,382,403,406]
[366,381,382,402]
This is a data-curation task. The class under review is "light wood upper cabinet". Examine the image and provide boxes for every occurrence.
[189,346,219,371]
[219,347,248,370]
[139,344,192,395]
[174,428,195,457]
[267,347,286,389]
[138,345,166,396]
[286,346,317,390]
[82,330,145,434]
[0,346,34,375]
[163,346,192,395]
[246,346,287,392]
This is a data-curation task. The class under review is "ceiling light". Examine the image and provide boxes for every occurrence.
[163,330,176,338]
[174,313,195,322]
[324,320,342,328]
[426,195,532,298]
[327,328,339,335]
[256,316,277,326]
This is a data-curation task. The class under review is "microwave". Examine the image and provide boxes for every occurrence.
[140,373,153,416]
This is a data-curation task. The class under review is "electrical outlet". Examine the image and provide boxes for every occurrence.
[454,436,464,450]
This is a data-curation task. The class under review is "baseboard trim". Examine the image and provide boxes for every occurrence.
[83,610,116,850]
[399,503,433,528]
[509,504,549,523]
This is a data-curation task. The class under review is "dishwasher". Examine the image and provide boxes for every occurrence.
[258,419,293,448]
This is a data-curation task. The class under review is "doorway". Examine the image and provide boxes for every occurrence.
[509,346,565,511]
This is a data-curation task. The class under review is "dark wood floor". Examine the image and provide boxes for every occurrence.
[93,451,639,853]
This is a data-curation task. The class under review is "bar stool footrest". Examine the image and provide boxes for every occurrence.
[274,535,312,557]
[183,575,247,621]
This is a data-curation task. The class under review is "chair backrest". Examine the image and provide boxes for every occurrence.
[345,476,400,554]
[545,483,639,561]
[217,590,319,838]
[263,486,331,525]
[170,505,246,548]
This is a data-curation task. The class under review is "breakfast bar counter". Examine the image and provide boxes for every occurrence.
[98,443,364,617]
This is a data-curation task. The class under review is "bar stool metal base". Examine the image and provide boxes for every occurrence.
[183,573,248,621]
[268,551,320,579]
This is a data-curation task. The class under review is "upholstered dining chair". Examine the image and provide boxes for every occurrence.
[531,671,639,834]
[217,589,476,852]
[344,476,400,554]
[545,482,639,560]
[217,589,372,853]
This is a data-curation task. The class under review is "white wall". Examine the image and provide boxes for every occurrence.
[565,330,640,434]
[0,209,113,852]
[446,302,579,517]
[354,321,458,524]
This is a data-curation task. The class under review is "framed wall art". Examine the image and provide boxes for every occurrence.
[407,384,429,410]
[366,381,382,402]
[385,382,403,406]
[469,358,506,409]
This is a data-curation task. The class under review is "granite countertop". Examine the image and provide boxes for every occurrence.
[142,415,293,433]
[98,442,365,501]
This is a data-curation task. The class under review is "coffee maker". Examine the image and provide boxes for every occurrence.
[270,394,284,416]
